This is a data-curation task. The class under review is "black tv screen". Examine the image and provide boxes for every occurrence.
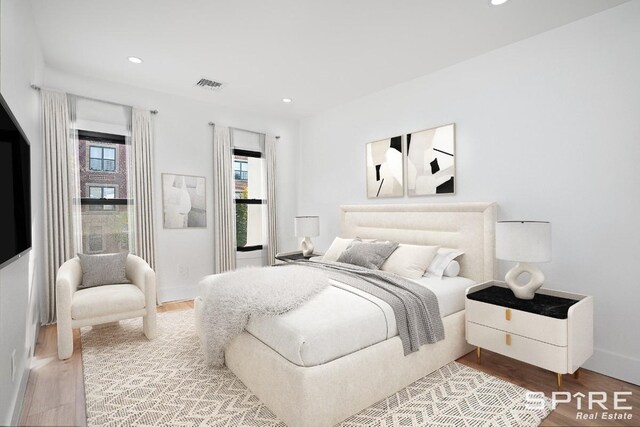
[0,95,31,268]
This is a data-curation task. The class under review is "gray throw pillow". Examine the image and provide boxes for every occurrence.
[77,252,130,289]
[336,240,399,270]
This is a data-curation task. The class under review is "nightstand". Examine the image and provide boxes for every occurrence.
[275,251,322,262]
[465,281,593,390]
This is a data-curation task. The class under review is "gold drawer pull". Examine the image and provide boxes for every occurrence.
[506,334,511,346]
[505,309,511,321]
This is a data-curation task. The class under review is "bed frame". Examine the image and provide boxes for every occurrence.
[196,202,497,427]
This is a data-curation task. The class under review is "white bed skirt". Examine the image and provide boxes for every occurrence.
[195,297,472,427]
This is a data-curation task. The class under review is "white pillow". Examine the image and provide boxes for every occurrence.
[425,248,464,279]
[322,237,354,262]
[443,260,460,277]
[381,244,439,279]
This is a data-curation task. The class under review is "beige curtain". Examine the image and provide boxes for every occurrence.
[265,135,278,265]
[129,109,156,269]
[213,125,236,273]
[42,90,76,324]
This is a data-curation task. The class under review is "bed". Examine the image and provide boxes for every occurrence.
[195,202,497,427]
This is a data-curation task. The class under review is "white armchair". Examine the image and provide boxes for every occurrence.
[56,254,157,360]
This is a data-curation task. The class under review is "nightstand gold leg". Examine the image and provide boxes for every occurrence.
[573,369,579,380]
[476,347,481,364]
[556,373,563,390]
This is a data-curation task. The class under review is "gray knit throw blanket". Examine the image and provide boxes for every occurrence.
[283,260,445,355]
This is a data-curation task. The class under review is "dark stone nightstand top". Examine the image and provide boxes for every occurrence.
[467,283,580,319]
[275,252,317,261]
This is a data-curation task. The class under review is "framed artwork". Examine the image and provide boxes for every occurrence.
[406,123,455,196]
[366,135,403,198]
[161,173,207,229]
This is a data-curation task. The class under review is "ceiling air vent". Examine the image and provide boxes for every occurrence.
[196,78,223,90]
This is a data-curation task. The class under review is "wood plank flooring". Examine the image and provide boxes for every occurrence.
[458,350,640,426]
[19,301,639,426]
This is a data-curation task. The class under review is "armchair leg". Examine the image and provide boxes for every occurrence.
[143,308,157,340]
[57,321,74,360]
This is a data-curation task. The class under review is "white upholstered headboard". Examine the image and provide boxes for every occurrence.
[339,202,497,283]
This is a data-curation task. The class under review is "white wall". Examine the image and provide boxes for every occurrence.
[0,0,45,423]
[298,2,640,385]
[43,67,299,302]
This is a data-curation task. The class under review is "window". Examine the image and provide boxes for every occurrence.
[89,185,116,199]
[89,146,116,172]
[233,149,265,252]
[88,185,116,211]
[87,226,104,253]
[77,130,131,255]
[234,160,248,181]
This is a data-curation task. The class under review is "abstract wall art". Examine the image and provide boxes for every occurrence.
[366,136,404,198]
[162,173,207,229]
[406,123,455,196]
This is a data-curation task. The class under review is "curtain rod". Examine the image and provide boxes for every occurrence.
[30,84,158,115]
[208,122,280,139]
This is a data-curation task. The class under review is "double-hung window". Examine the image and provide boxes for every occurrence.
[233,148,265,252]
[77,130,131,254]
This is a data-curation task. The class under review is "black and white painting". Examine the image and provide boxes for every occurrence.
[162,174,207,228]
[407,124,455,196]
[366,136,403,198]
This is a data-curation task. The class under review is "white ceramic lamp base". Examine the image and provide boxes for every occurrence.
[505,262,544,300]
[300,237,314,257]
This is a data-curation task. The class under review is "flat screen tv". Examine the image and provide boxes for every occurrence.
[0,94,31,269]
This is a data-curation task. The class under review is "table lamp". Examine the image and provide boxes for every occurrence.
[295,216,319,256]
[496,221,551,299]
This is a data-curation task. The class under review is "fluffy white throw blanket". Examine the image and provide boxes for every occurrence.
[199,265,328,367]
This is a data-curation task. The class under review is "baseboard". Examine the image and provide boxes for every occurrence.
[158,285,199,304]
[10,366,30,426]
[9,304,41,425]
[583,347,640,386]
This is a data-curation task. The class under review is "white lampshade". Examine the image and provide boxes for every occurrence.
[295,216,319,238]
[496,221,551,263]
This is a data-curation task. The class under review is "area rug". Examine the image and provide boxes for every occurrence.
[81,309,552,427]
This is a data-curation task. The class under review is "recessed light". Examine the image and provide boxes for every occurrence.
[128,56,143,64]
[282,98,293,103]
[490,0,509,5]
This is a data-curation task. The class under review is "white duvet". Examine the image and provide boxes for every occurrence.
[244,275,474,367]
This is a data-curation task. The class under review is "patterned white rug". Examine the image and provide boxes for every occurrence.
[81,309,552,427]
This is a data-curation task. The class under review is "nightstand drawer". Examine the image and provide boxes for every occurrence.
[466,299,567,346]
[466,322,568,373]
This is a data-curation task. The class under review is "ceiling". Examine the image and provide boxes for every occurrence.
[30,0,627,119]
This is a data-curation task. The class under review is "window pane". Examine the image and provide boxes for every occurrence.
[89,159,102,171]
[245,157,264,199]
[245,204,264,247]
[103,147,116,160]
[89,235,103,253]
[81,204,130,254]
[236,203,247,247]
[103,160,115,171]
[233,155,264,199]
[103,187,115,198]
[236,203,264,249]
[89,146,102,158]
[89,187,102,198]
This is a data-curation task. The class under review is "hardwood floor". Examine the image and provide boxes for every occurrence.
[19,301,639,426]
[18,301,193,427]
[457,351,640,426]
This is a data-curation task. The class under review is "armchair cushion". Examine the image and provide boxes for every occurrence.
[71,284,145,320]
[78,252,130,289]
